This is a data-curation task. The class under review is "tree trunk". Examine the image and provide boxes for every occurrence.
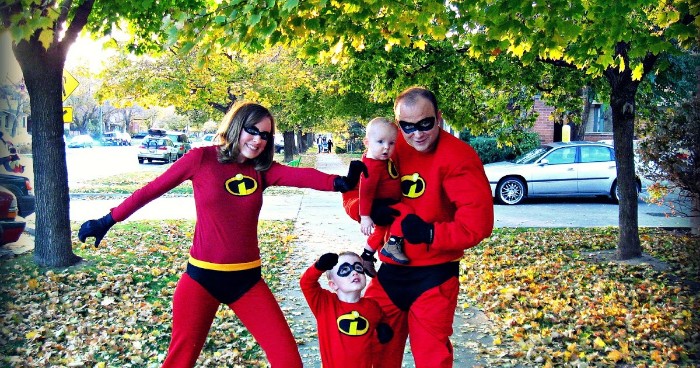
[14,39,81,267]
[296,130,304,153]
[605,65,642,260]
[283,130,295,162]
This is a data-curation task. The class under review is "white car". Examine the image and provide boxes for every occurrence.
[137,137,178,164]
[484,141,641,205]
[191,133,218,148]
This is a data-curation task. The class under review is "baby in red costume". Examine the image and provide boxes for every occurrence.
[301,252,392,368]
[79,102,366,368]
[359,117,413,271]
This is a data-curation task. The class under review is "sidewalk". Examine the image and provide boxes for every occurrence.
[277,153,496,368]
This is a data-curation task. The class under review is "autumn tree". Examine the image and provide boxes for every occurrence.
[0,0,205,267]
[163,0,698,260]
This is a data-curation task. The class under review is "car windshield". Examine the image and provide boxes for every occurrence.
[514,146,552,164]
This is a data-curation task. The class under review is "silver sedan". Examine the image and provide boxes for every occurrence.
[484,141,641,205]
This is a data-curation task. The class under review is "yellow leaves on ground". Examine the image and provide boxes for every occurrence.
[458,227,699,366]
[0,219,296,367]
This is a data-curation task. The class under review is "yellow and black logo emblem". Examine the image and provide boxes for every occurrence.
[337,311,369,336]
[401,173,425,198]
[387,159,399,179]
[225,174,258,196]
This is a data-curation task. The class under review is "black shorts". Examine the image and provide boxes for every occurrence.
[186,263,262,305]
[377,262,460,311]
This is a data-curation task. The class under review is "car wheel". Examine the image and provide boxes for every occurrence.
[611,180,640,204]
[496,177,526,205]
[138,158,144,164]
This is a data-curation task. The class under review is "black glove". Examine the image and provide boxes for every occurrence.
[315,253,339,271]
[78,212,116,247]
[401,214,434,244]
[370,198,400,226]
[361,249,377,278]
[333,160,368,193]
[376,322,394,344]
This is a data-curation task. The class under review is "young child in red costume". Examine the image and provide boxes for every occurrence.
[300,251,392,368]
[78,102,367,368]
[358,117,414,273]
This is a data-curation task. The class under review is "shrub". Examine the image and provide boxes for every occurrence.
[469,132,540,164]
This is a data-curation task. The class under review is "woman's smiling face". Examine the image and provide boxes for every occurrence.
[237,117,272,162]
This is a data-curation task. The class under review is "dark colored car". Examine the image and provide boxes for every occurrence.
[0,186,26,245]
[0,173,35,217]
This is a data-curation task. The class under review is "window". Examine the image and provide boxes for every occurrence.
[580,146,613,163]
[544,147,576,164]
[586,103,612,133]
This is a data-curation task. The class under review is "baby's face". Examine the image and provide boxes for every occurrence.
[330,254,367,293]
[366,123,397,160]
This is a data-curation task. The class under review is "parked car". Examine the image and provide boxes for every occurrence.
[101,132,121,146]
[191,133,218,148]
[484,141,642,205]
[67,135,94,148]
[0,186,25,245]
[117,132,132,146]
[132,131,148,140]
[137,136,179,164]
[0,174,34,217]
[146,129,191,158]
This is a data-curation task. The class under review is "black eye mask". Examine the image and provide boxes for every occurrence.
[398,117,436,134]
[336,262,365,277]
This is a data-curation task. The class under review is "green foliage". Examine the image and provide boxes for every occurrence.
[470,132,540,164]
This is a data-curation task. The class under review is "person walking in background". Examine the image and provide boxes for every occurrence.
[300,251,393,368]
[342,87,494,367]
[327,138,333,153]
[78,102,367,368]
[0,131,23,173]
[358,117,412,274]
[317,135,323,153]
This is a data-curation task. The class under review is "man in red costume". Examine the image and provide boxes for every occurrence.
[343,87,494,367]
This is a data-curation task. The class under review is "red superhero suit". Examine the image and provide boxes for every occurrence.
[111,146,338,368]
[359,155,410,253]
[343,130,494,367]
[300,265,386,368]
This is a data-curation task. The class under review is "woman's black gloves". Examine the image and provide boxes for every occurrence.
[78,213,116,247]
[333,160,368,193]
[369,198,400,226]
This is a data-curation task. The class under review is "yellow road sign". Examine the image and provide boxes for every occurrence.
[63,106,73,123]
[62,70,79,102]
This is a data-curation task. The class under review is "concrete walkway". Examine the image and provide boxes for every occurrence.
[277,153,495,368]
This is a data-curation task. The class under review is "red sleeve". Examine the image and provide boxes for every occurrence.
[263,162,337,191]
[432,144,494,252]
[111,148,201,221]
[300,265,332,315]
[342,188,361,223]
[359,157,385,216]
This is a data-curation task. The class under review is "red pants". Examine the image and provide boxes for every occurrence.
[365,276,459,368]
[162,273,302,367]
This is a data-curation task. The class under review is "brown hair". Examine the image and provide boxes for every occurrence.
[216,102,276,171]
[394,86,439,118]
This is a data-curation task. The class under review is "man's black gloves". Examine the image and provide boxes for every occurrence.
[315,253,339,271]
[401,214,434,244]
[370,198,400,226]
[78,212,116,247]
[333,160,368,193]
[361,249,377,278]
[376,322,394,344]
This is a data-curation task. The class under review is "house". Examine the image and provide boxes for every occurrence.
[531,96,613,144]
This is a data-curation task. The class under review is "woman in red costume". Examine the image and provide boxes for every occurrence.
[78,102,366,367]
